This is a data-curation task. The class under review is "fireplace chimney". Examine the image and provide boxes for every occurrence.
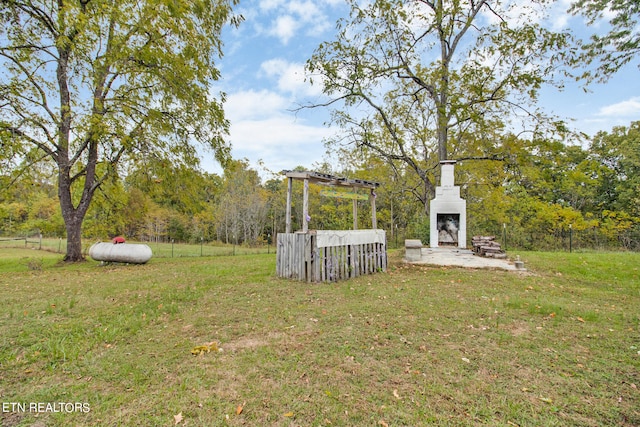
[429,160,467,248]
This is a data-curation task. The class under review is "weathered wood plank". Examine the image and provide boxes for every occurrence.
[276,230,386,282]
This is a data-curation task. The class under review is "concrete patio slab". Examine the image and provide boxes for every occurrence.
[406,247,525,271]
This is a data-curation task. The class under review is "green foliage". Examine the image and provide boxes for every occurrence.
[570,0,640,81]
[589,121,640,217]
[0,202,28,235]
[406,214,430,244]
[24,195,65,236]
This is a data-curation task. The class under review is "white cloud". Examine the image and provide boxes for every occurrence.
[220,88,334,173]
[259,58,289,77]
[288,0,331,35]
[259,58,323,97]
[228,114,334,173]
[288,0,320,22]
[270,14,299,44]
[597,97,640,117]
[316,0,343,7]
[480,3,537,26]
[225,89,290,121]
[259,0,286,12]
[230,116,331,151]
[478,1,576,30]
[544,0,574,30]
[254,0,337,44]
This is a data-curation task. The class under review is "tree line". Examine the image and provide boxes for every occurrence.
[1,122,638,250]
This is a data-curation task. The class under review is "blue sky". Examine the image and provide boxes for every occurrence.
[205,0,640,176]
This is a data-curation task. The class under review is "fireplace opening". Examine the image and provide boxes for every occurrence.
[437,214,460,246]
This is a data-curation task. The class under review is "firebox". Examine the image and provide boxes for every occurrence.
[430,161,467,248]
[437,213,460,246]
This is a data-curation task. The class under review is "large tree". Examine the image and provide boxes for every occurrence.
[0,0,239,261]
[306,0,572,212]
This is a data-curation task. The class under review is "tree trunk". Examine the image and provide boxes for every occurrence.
[63,214,84,262]
[58,164,94,262]
[57,41,90,262]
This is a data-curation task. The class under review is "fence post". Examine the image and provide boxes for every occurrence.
[503,223,507,251]
[395,224,398,248]
[569,224,573,253]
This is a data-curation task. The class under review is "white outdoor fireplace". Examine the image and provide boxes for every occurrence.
[430,160,467,248]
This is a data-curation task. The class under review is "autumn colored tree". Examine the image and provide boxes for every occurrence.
[588,121,640,218]
[215,160,268,245]
[0,0,240,260]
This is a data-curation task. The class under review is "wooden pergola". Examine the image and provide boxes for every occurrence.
[278,170,386,282]
[282,170,380,233]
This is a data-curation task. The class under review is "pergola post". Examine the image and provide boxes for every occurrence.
[302,178,309,233]
[370,189,377,229]
[353,198,358,230]
[285,177,292,233]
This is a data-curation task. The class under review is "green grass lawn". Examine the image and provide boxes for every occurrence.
[0,249,638,426]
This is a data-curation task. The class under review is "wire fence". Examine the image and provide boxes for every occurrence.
[0,235,275,258]
[491,227,640,252]
[2,225,639,258]
[0,234,44,250]
[388,226,640,252]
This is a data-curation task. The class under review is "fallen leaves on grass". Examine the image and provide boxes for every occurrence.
[191,341,221,356]
[174,412,183,425]
[236,401,245,415]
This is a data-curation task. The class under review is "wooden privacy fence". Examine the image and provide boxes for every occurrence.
[277,230,387,282]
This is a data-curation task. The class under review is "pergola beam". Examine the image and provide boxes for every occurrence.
[282,170,380,190]
[282,170,380,232]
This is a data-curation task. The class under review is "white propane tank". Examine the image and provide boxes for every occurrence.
[89,242,153,264]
